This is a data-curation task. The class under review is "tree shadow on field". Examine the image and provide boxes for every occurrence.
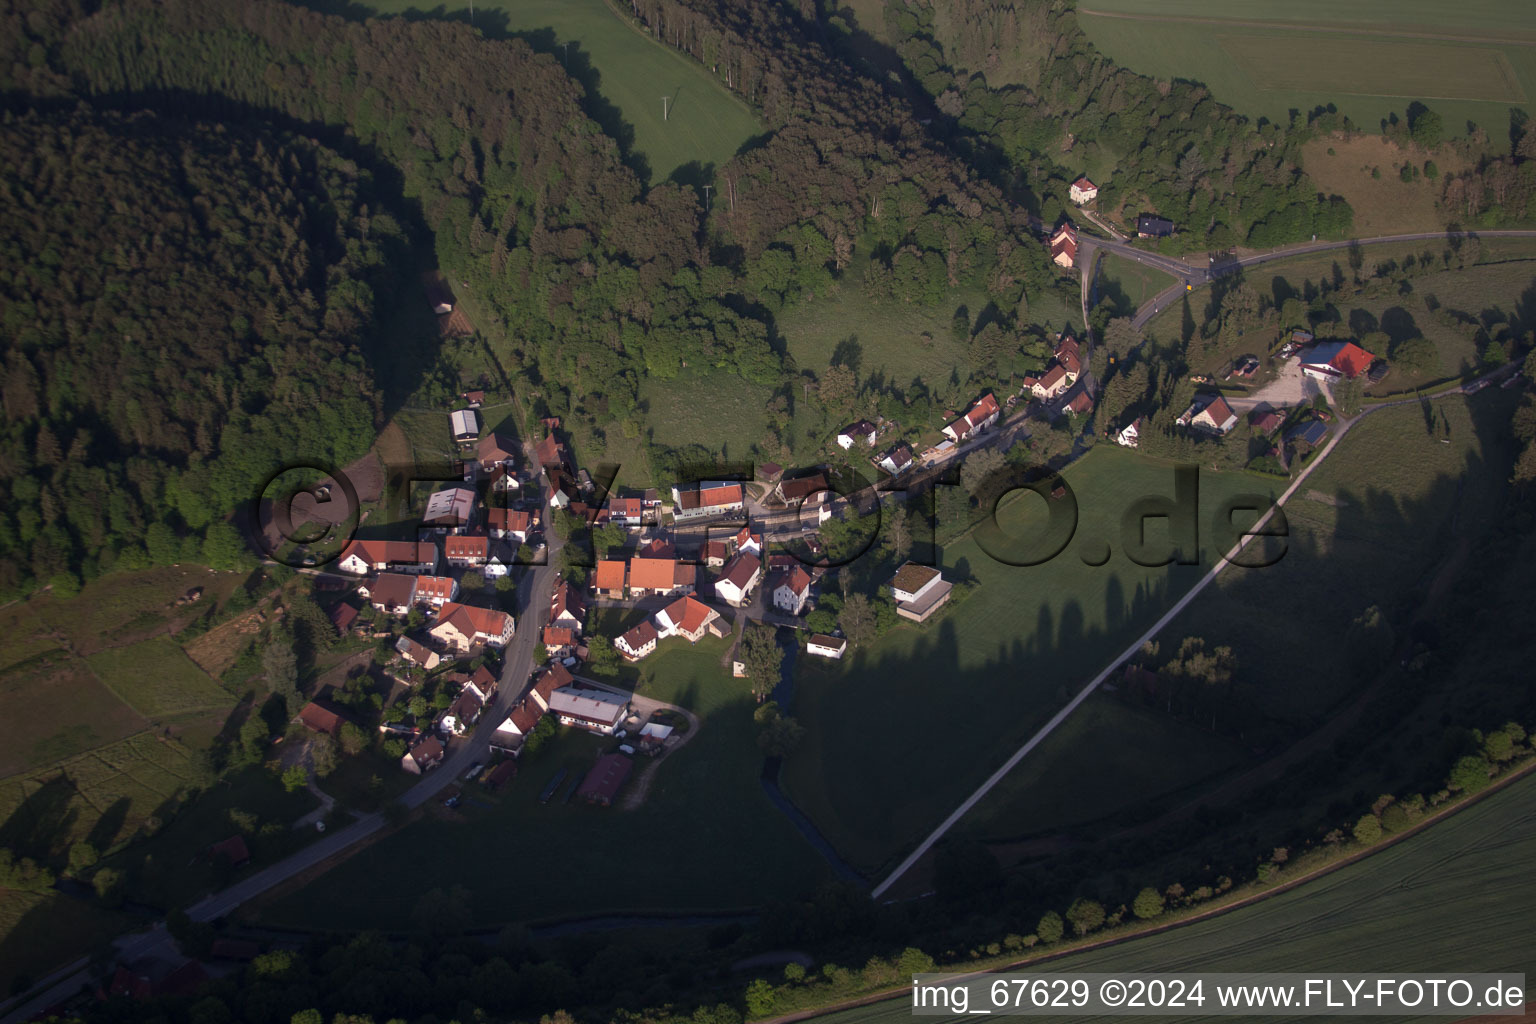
[0,774,81,866]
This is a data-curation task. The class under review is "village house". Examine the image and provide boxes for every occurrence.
[615,619,659,661]
[1300,340,1376,382]
[296,700,345,737]
[465,665,498,703]
[654,596,725,643]
[329,601,360,636]
[365,572,418,615]
[943,393,1001,443]
[1179,395,1239,435]
[888,562,953,623]
[772,567,814,615]
[462,388,484,407]
[549,579,585,631]
[1063,391,1094,417]
[444,533,489,568]
[337,539,438,576]
[1033,364,1076,402]
[1115,418,1142,448]
[878,443,914,476]
[490,701,541,755]
[535,431,571,473]
[703,540,730,567]
[401,735,445,774]
[715,551,762,607]
[806,634,847,659]
[637,536,676,559]
[671,482,745,522]
[1054,335,1083,375]
[1136,214,1174,238]
[778,472,829,505]
[530,663,572,711]
[449,409,480,444]
[477,433,517,472]
[628,556,696,599]
[440,690,483,736]
[430,602,515,652]
[549,686,631,735]
[606,495,646,527]
[423,486,475,530]
[542,625,578,654]
[395,636,440,671]
[576,752,633,806]
[1069,176,1099,205]
[415,575,459,609]
[486,507,535,542]
[735,525,763,557]
[1250,408,1286,434]
[836,420,877,449]
[593,559,627,599]
[1050,223,1078,269]
[491,700,544,755]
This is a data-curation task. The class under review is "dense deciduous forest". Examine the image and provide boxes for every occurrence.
[0,107,400,597]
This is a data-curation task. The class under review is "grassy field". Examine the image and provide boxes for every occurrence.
[1076,1,1536,147]
[781,446,1281,875]
[955,694,1249,844]
[1095,252,1172,316]
[86,637,236,721]
[253,635,831,928]
[353,0,761,183]
[1163,393,1514,721]
[638,367,776,464]
[1300,136,1469,237]
[807,768,1536,1024]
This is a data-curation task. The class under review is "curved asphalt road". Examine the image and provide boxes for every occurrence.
[1127,229,1536,331]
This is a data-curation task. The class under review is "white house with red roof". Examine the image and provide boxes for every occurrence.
[654,596,723,643]
[444,533,489,567]
[415,575,460,608]
[1180,395,1239,435]
[429,602,515,652]
[1069,176,1099,205]
[1299,341,1375,382]
[486,507,535,542]
[614,619,659,661]
[337,540,438,576]
[1050,223,1078,269]
[1032,364,1074,401]
[772,567,814,615]
[671,482,744,522]
[715,551,762,607]
[943,393,1001,443]
[549,579,585,632]
[836,420,877,449]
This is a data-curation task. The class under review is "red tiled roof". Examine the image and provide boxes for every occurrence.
[720,552,761,590]
[210,834,250,865]
[1331,342,1375,378]
[297,702,344,736]
[609,496,644,518]
[417,575,457,602]
[436,602,512,638]
[629,557,682,591]
[409,735,444,764]
[543,625,577,647]
[1064,392,1093,414]
[780,474,828,502]
[471,665,498,695]
[678,483,742,510]
[704,540,730,561]
[1072,176,1096,191]
[660,596,716,635]
[509,701,542,736]
[445,534,489,560]
[779,567,812,596]
[487,507,532,535]
[342,540,435,566]
[329,602,358,632]
[619,619,658,651]
[536,663,573,701]
[478,432,516,464]
[594,560,626,591]
[448,690,482,721]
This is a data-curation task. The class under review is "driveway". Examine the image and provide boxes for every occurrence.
[1225,357,1327,411]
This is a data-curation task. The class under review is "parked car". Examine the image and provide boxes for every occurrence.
[463,762,484,780]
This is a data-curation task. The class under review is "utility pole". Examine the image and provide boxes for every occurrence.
[701,184,712,211]
[562,42,570,66]
[662,96,670,121]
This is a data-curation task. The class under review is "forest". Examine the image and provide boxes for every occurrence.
[0,106,402,598]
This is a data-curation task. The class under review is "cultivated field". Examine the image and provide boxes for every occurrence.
[807,768,1536,1024]
[1076,1,1536,146]
[354,0,762,183]
[782,447,1281,875]
[252,635,830,928]
[86,637,236,721]
[0,891,128,997]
